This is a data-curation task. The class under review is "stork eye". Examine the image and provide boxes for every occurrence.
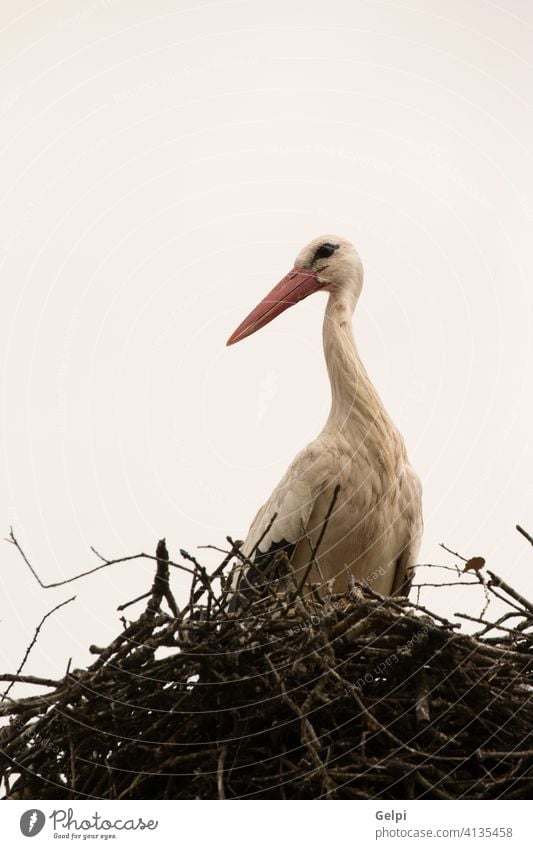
[313,243,338,263]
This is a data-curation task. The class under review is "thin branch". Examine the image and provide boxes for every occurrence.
[117,591,151,612]
[197,544,231,555]
[411,581,479,588]
[179,549,224,615]
[487,570,533,616]
[516,524,533,546]
[417,562,468,574]
[455,611,529,638]
[486,584,532,618]
[251,513,278,557]
[0,674,60,688]
[6,528,195,589]
[358,581,461,629]
[297,485,341,594]
[439,542,468,562]
[1,596,75,701]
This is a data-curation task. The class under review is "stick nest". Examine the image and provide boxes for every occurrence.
[1,537,532,800]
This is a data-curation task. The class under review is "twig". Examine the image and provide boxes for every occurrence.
[455,612,529,638]
[6,528,194,589]
[1,596,75,700]
[117,591,151,612]
[251,513,278,556]
[487,570,533,616]
[516,525,533,546]
[297,485,341,594]
[0,674,60,688]
[353,580,460,629]
[179,549,224,616]
[439,542,468,562]
[411,581,479,588]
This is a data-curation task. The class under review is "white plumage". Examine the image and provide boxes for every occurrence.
[227,235,422,599]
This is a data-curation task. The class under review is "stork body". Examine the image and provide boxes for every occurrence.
[227,236,422,598]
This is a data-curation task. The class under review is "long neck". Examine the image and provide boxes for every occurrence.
[322,292,403,472]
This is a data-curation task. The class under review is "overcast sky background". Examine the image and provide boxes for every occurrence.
[1,0,533,687]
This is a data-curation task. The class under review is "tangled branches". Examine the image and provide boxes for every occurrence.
[0,533,532,800]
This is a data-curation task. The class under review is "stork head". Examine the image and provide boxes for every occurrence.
[226,235,363,346]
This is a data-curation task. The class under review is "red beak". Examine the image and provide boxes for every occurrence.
[226,267,322,346]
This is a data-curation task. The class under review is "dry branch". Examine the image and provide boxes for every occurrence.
[1,596,75,702]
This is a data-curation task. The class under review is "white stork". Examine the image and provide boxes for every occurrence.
[227,235,422,601]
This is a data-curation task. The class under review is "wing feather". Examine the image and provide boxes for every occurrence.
[231,442,328,597]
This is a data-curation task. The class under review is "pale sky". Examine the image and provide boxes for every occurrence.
[1,0,533,686]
